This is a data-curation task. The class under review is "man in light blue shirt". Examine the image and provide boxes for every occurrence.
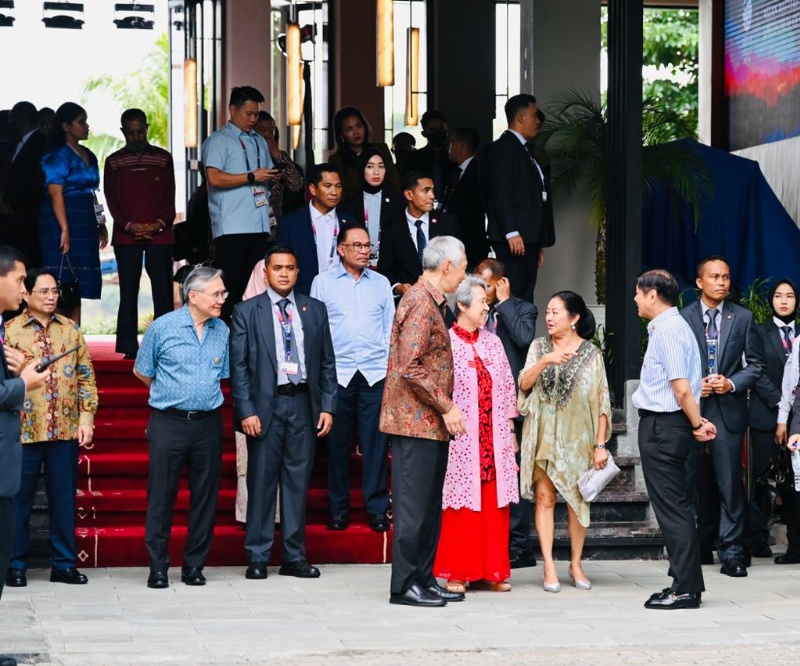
[202,86,281,321]
[134,266,230,590]
[310,225,395,532]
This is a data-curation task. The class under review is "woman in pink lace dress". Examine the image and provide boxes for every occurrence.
[434,276,520,592]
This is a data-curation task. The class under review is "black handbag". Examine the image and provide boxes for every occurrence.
[754,445,794,517]
[57,252,81,310]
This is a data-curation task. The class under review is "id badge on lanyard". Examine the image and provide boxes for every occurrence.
[240,137,267,208]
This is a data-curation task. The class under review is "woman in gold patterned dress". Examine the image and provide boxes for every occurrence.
[518,291,611,593]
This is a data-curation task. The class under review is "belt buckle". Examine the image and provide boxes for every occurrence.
[186,410,200,420]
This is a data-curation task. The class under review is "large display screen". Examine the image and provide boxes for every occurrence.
[725,0,800,150]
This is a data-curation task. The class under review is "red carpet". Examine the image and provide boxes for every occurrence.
[75,341,392,568]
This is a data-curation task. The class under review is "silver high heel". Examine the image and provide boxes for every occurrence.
[543,579,562,593]
[568,566,592,590]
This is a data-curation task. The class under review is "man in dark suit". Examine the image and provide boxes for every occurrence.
[474,258,537,569]
[3,102,47,267]
[275,163,356,295]
[230,245,337,581]
[444,127,489,269]
[378,171,461,299]
[0,245,48,666]
[400,110,456,200]
[481,94,555,303]
[680,255,764,578]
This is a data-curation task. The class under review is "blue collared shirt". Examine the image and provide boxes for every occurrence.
[202,121,273,238]
[135,305,230,411]
[633,307,702,412]
[310,264,394,387]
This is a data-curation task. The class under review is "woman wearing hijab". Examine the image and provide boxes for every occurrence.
[338,147,405,271]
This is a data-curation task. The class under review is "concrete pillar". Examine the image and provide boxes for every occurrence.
[333,0,385,142]
[519,0,601,321]
[222,0,272,127]
[426,0,495,149]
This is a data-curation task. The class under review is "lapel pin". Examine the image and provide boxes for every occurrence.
[726,314,732,319]
[384,197,390,203]
[302,306,307,312]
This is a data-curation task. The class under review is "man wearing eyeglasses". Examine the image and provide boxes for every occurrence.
[134,265,230,589]
[4,268,97,590]
[310,226,395,533]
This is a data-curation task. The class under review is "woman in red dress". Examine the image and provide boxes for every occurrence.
[434,276,520,592]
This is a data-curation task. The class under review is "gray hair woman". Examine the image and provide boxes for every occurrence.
[434,276,520,593]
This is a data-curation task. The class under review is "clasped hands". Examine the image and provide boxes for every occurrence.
[130,222,161,241]
[701,374,733,397]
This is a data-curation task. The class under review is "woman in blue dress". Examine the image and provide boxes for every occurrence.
[40,102,108,323]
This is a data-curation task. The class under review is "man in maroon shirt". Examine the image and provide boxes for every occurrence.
[104,109,176,359]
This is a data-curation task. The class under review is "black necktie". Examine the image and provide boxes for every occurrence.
[277,298,300,384]
[414,219,426,264]
[706,308,719,339]
[782,325,793,354]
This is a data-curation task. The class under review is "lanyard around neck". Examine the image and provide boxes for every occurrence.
[239,136,261,172]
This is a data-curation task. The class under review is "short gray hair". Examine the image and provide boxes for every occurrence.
[421,235,465,271]
[450,276,487,312]
[182,265,224,303]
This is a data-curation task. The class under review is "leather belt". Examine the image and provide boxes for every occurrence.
[638,409,681,418]
[162,407,217,421]
[276,383,309,396]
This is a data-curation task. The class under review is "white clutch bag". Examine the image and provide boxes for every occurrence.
[577,453,621,502]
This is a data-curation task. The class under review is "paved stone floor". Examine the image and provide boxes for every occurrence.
[3,557,800,665]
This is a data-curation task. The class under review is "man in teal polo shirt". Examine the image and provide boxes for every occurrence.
[202,86,284,321]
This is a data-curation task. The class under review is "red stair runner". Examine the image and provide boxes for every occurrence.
[76,340,392,568]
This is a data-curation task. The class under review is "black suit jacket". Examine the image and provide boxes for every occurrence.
[480,130,555,247]
[274,206,357,296]
[4,131,47,211]
[444,158,489,268]
[401,145,457,198]
[338,189,406,230]
[229,291,337,434]
[492,296,538,383]
[0,346,26,498]
[680,300,764,433]
[750,321,791,431]
[378,210,461,288]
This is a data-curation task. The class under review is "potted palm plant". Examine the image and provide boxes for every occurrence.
[535,89,711,304]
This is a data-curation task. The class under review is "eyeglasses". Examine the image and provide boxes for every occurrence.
[198,290,229,301]
[31,288,61,297]
[339,242,371,252]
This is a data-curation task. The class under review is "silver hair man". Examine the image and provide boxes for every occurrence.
[422,236,466,272]
[181,265,225,304]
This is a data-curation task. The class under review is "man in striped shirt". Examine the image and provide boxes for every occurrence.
[632,269,716,610]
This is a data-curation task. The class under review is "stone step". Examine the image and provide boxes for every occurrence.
[531,522,665,561]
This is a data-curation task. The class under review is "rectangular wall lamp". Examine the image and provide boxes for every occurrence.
[405,27,420,126]
[184,58,198,148]
[287,22,303,126]
[376,0,394,87]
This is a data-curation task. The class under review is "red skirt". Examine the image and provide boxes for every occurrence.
[433,479,511,583]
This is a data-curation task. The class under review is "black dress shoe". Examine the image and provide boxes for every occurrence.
[389,583,447,607]
[122,352,137,360]
[648,586,674,600]
[50,567,88,584]
[509,549,537,569]
[700,550,714,565]
[147,571,169,589]
[425,584,465,602]
[181,566,206,586]
[5,567,27,588]
[0,656,17,666]
[644,591,701,610]
[368,514,390,532]
[775,553,800,564]
[751,544,773,558]
[245,562,268,579]
[279,560,320,578]
[720,559,748,577]
[327,515,348,531]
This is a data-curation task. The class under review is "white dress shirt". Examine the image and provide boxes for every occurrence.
[309,202,340,274]
[405,211,430,252]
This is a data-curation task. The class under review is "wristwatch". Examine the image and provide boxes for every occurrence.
[247,171,255,185]
[594,443,606,449]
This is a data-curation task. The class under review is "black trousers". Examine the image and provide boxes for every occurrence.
[145,408,223,572]
[491,242,540,303]
[746,427,778,550]
[245,393,315,564]
[114,244,174,355]
[213,232,270,322]
[8,205,42,269]
[638,411,705,594]
[509,422,533,554]
[389,435,449,595]
[0,497,13,601]
[328,373,389,517]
